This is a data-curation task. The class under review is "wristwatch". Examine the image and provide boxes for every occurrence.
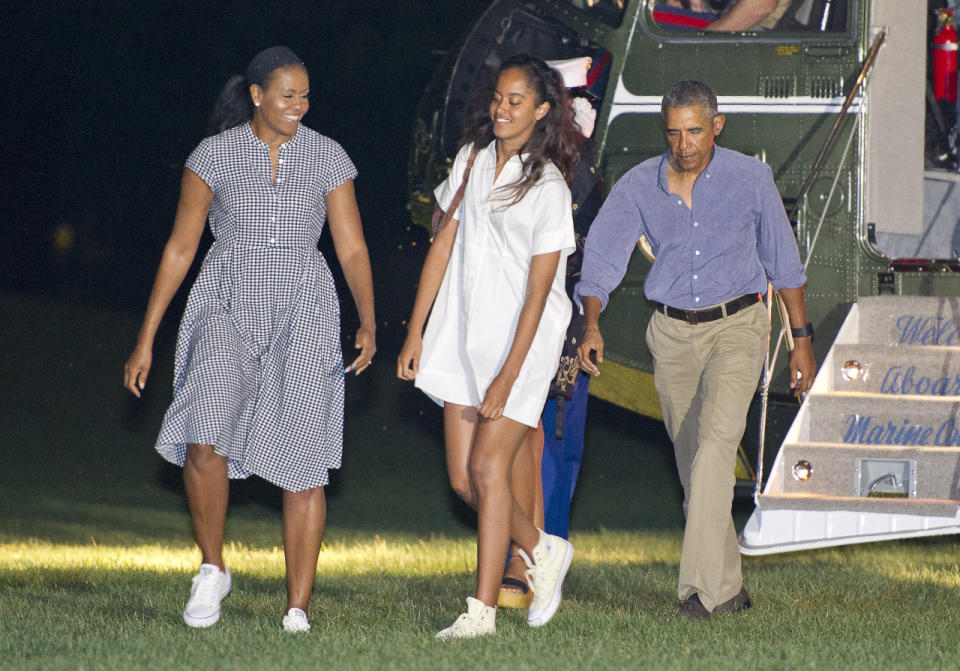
[790,322,814,338]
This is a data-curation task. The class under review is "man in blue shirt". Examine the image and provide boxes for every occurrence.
[575,80,816,620]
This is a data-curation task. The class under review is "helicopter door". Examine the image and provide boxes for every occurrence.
[440,0,613,156]
[864,0,925,246]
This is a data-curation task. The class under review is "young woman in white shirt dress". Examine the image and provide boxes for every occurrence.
[397,54,580,639]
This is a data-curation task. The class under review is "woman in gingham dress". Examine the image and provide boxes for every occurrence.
[124,46,375,633]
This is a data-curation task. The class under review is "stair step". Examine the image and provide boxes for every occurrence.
[757,493,958,517]
[743,296,960,555]
[803,395,960,446]
[856,295,960,346]
[774,442,960,499]
[829,343,960,394]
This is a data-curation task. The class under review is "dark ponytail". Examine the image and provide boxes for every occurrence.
[205,46,305,136]
[207,75,254,136]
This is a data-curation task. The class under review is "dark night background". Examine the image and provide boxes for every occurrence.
[1,1,488,325]
[0,1,671,532]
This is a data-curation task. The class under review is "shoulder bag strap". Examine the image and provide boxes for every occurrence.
[434,145,480,238]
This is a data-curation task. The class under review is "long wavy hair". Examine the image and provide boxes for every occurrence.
[460,54,582,205]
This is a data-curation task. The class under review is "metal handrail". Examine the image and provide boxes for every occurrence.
[753,30,886,500]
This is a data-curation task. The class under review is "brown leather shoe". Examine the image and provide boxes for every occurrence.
[678,593,711,621]
[713,586,752,616]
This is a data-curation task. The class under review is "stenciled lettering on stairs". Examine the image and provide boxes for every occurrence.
[879,366,960,395]
[895,315,960,345]
[841,414,960,446]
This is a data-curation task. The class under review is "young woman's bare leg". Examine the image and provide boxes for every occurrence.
[503,426,543,595]
[470,416,541,606]
[444,403,479,507]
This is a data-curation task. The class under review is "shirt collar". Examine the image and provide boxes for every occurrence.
[482,139,529,164]
[656,144,725,195]
[243,121,303,150]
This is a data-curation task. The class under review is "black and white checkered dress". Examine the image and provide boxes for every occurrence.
[155,123,357,491]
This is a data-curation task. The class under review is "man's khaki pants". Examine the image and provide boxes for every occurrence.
[645,301,769,612]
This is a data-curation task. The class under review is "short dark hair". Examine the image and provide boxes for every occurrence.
[661,80,718,119]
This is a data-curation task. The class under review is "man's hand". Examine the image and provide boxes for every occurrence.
[789,338,816,397]
[578,325,604,376]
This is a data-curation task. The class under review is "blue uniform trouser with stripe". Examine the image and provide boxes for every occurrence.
[541,372,590,540]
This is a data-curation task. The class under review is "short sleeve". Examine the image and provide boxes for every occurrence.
[184,138,218,191]
[323,139,358,195]
[530,173,575,257]
[434,144,474,220]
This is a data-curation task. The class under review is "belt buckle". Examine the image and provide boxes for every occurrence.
[684,308,700,325]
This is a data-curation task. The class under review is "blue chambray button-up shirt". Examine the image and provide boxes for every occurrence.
[574,145,805,311]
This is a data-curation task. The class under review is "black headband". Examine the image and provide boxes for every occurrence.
[245,46,302,85]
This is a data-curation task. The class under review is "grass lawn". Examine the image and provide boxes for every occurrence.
[3,292,960,670]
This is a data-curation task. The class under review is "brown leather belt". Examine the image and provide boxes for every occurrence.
[655,293,762,325]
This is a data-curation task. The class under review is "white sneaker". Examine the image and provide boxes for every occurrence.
[282,607,311,633]
[183,563,231,628]
[434,597,496,639]
[519,529,573,627]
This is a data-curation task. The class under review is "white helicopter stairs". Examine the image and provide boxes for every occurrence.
[739,295,960,555]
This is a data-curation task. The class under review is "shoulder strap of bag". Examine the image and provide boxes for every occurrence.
[434,145,480,237]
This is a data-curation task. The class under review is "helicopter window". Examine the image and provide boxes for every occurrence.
[562,0,628,28]
[651,0,848,33]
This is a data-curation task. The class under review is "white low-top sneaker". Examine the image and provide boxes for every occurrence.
[282,607,311,633]
[183,563,231,628]
[519,528,574,627]
[434,597,496,639]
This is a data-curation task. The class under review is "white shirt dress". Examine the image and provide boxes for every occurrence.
[415,141,575,427]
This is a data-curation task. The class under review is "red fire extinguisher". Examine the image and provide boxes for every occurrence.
[934,8,958,102]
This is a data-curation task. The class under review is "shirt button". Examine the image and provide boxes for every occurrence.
[269,237,277,244]
[695,250,701,256]
[279,158,284,164]
[693,274,699,280]
[706,174,711,179]
[693,221,699,227]
[695,297,701,303]
[271,216,276,222]
[677,200,682,205]
[277,177,283,183]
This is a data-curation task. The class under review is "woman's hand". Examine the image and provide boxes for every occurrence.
[477,373,515,421]
[124,344,153,398]
[327,180,377,375]
[396,333,423,381]
[345,325,376,375]
[122,169,210,400]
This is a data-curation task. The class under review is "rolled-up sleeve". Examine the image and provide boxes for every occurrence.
[755,163,806,291]
[573,172,644,312]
